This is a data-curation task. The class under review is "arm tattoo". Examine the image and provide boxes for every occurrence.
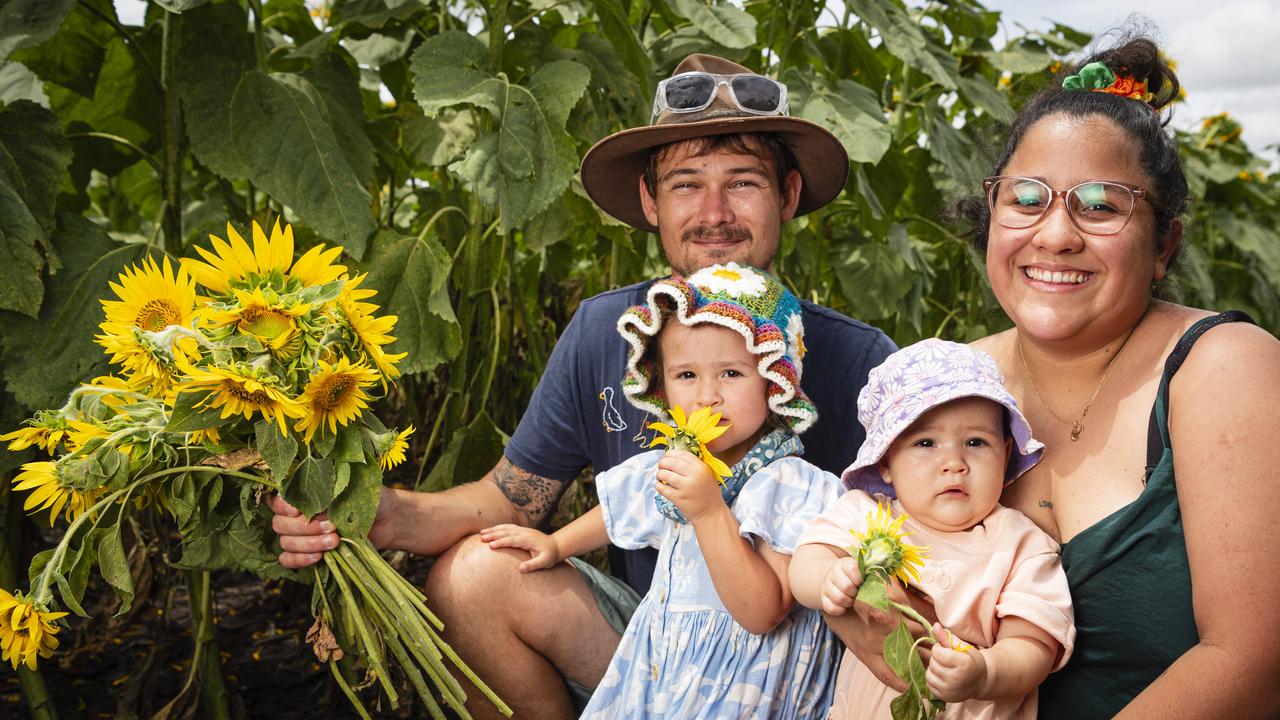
[492,457,565,528]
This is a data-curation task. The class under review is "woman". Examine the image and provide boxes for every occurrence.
[833,37,1280,718]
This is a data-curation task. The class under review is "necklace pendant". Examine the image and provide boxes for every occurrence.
[1070,421,1084,442]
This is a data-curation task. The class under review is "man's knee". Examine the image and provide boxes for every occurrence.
[426,533,520,604]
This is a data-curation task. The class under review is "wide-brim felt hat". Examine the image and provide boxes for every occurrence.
[841,339,1045,493]
[581,54,849,233]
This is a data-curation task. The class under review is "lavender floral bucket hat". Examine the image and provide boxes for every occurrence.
[841,338,1044,492]
[616,262,817,433]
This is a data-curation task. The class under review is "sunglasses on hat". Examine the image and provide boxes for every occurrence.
[651,72,790,122]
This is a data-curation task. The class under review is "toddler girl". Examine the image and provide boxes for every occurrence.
[790,339,1075,719]
[482,263,841,718]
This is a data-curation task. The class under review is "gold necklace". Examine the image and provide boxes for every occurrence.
[1016,317,1144,442]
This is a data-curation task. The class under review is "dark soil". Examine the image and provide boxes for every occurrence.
[0,562,439,720]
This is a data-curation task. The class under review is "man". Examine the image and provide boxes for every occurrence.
[271,54,895,718]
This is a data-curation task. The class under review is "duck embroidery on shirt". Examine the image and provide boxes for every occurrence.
[598,387,628,433]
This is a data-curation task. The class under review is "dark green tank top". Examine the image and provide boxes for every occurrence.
[1038,311,1254,718]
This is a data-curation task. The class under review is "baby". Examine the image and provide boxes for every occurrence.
[790,339,1076,719]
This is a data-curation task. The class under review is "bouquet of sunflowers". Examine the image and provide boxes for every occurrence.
[1,220,509,719]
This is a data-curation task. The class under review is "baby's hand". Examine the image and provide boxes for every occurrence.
[819,556,863,616]
[479,524,561,573]
[925,623,985,702]
[655,449,725,523]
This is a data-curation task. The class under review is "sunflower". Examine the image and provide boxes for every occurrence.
[335,284,406,380]
[12,461,106,525]
[378,425,414,470]
[647,405,733,482]
[846,502,928,588]
[181,220,346,294]
[1,412,71,454]
[176,361,304,436]
[294,357,380,443]
[0,589,67,670]
[96,257,201,397]
[205,287,311,357]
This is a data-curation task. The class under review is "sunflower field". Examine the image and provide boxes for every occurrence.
[0,0,1276,717]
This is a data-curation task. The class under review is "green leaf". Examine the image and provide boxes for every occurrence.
[855,573,891,611]
[151,0,214,11]
[0,215,150,408]
[98,523,135,615]
[173,0,254,181]
[285,455,336,518]
[411,33,590,232]
[835,241,914,321]
[0,61,48,105]
[589,0,652,95]
[955,75,1015,124]
[985,39,1052,75]
[799,79,891,165]
[848,0,957,90]
[166,392,223,433]
[255,419,299,482]
[927,114,987,185]
[167,472,198,529]
[333,0,424,29]
[0,0,77,60]
[673,0,757,49]
[327,459,381,538]
[332,425,365,464]
[883,619,916,686]
[342,29,412,66]
[0,100,72,317]
[358,229,461,375]
[302,52,376,188]
[400,106,476,167]
[230,70,377,258]
[422,411,507,492]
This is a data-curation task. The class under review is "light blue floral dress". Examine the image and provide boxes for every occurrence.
[583,447,843,719]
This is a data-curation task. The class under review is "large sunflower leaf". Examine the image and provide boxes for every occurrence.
[358,229,461,375]
[848,0,957,90]
[798,79,891,165]
[590,0,652,94]
[230,69,376,258]
[0,60,48,105]
[411,32,589,232]
[673,0,757,49]
[0,0,77,60]
[0,214,151,408]
[0,101,72,317]
[150,0,214,11]
[173,0,255,181]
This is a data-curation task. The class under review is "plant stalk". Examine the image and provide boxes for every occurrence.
[184,569,231,720]
[160,10,185,257]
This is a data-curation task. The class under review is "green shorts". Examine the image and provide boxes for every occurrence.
[564,557,642,713]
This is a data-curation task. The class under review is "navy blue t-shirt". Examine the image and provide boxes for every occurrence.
[504,280,896,594]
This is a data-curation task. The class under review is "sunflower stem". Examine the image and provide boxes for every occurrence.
[1,481,59,720]
[183,569,231,720]
[160,9,184,257]
[889,600,940,646]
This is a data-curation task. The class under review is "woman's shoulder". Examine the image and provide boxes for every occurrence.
[1161,304,1280,389]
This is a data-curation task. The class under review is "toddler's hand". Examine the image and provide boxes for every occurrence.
[925,623,985,702]
[479,524,561,573]
[655,449,725,523]
[819,556,863,616]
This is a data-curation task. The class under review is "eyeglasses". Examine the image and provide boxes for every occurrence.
[651,72,789,122]
[983,176,1151,236]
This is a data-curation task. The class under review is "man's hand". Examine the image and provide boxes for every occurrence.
[267,488,395,568]
[654,449,725,523]
[819,556,862,616]
[825,579,938,693]
[479,524,563,573]
[926,623,986,702]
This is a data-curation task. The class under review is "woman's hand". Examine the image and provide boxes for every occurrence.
[655,449,725,523]
[819,556,863,616]
[479,524,563,572]
[926,623,986,702]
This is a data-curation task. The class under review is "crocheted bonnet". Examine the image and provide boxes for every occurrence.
[616,263,816,432]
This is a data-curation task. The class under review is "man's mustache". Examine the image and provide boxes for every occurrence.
[682,226,753,243]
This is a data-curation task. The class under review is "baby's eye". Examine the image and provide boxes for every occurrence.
[965,437,990,448]
[722,369,744,378]
[673,371,696,380]
[912,438,935,448]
